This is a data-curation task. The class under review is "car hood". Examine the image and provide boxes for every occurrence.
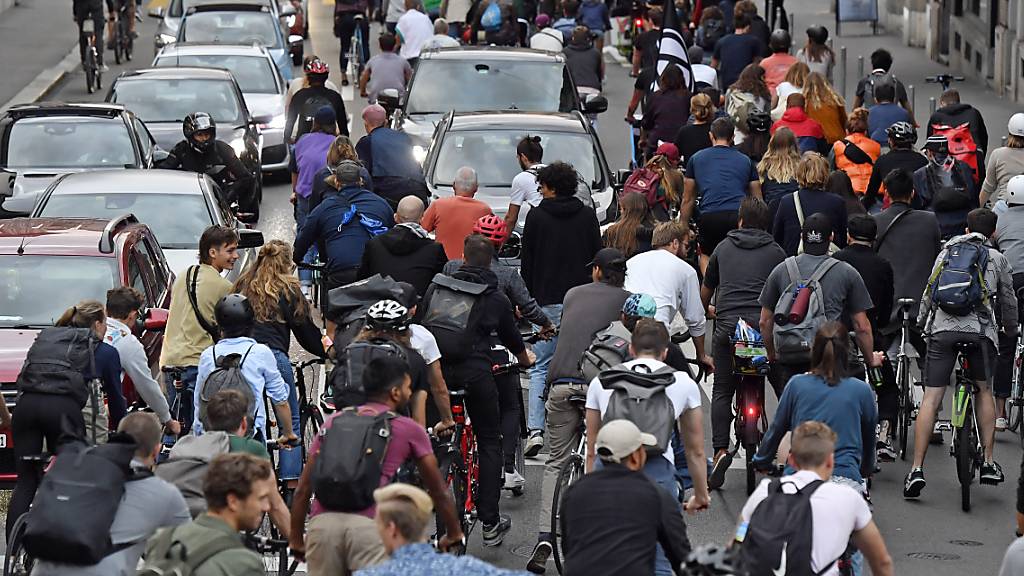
[399,113,444,147]
[244,93,285,120]
[0,329,40,383]
[145,124,247,154]
[11,169,87,197]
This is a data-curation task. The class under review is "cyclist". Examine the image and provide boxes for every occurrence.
[504,135,545,230]
[286,54,342,109]
[913,134,979,240]
[984,114,1024,210]
[760,29,796,94]
[104,287,180,436]
[906,208,1017,498]
[358,195,448,297]
[286,59,349,143]
[701,196,785,487]
[309,135,374,214]
[992,176,1024,427]
[927,89,988,180]
[73,0,106,70]
[334,0,370,86]
[853,48,913,118]
[157,113,252,206]
[564,26,603,123]
[421,166,493,259]
[355,104,428,208]
[292,106,339,291]
[104,0,136,48]
[863,122,928,212]
[233,240,326,480]
[359,33,413,103]
[160,225,238,436]
[395,0,432,64]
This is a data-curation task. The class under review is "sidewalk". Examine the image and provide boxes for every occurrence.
[0,0,80,109]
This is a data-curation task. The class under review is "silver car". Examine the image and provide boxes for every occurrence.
[29,170,263,280]
[153,43,289,172]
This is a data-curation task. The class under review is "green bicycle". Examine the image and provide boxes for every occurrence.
[950,342,983,512]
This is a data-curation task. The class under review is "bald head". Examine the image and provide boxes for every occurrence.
[362,105,387,132]
[396,195,425,224]
[453,166,478,196]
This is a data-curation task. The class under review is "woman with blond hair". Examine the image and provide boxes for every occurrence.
[803,72,847,145]
[604,191,655,258]
[771,151,849,255]
[771,61,809,121]
[830,108,881,197]
[234,240,326,479]
[758,127,801,209]
[674,93,716,164]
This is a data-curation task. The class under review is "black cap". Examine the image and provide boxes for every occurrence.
[587,247,627,271]
[801,212,833,256]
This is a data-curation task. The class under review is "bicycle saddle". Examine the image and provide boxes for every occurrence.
[954,341,980,353]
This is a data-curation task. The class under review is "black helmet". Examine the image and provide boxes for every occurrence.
[886,121,916,147]
[746,111,772,134]
[183,112,216,154]
[806,25,828,45]
[769,29,791,53]
[215,293,254,337]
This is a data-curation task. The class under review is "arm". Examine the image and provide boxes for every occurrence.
[864,166,882,208]
[416,453,465,548]
[411,391,427,426]
[998,257,1020,336]
[759,306,775,361]
[700,252,718,312]
[283,94,301,144]
[875,263,894,339]
[263,354,297,443]
[682,177,698,223]
[331,93,349,136]
[850,521,894,576]
[861,387,878,478]
[507,269,552,328]
[287,297,327,357]
[359,67,371,97]
[626,89,643,120]
[427,361,455,430]
[504,203,522,231]
[220,144,250,184]
[421,203,438,232]
[292,207,318,265]
[980,152,998,207]
[585,407,601,472]
[680,406,710,511]
[289,452,315,559]
[101,350,128,428]
[851,311,877,367]
[120,338,173,424]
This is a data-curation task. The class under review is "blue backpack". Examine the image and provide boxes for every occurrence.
[928,241,990,316]
[480,2,503,32]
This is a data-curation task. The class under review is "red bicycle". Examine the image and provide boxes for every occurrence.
[435,389,478,553]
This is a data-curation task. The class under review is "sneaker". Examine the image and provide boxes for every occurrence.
[997,417,1008,432]
[482,515,511,547]
[504,469,526,490]
[903,468,926,498]
[877,439,897,462]
[981,461,1005,485]
[708,450,732,491]
[524,431,544,458]
[526,540,552,574]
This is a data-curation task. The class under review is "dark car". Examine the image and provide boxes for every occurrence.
[106,66,264,220]
[0,103,165,215]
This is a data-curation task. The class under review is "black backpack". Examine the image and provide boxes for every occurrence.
[739,479,834,576]
[700,18,724,51]
[312,408,396,512]
[420,273,490,362]
[198,345,257,437]
[580,326,631,384]
[16,327,97,408]
[329,338,407,410]
[298,92,336,138]
[23,436,144,565]
[925,162,973,212]
[862,71,897,108]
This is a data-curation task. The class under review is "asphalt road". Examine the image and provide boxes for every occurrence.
[35,4,1024,574]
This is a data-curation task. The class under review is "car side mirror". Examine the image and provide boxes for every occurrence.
[0,170,14,198]
[152,146,169,164]
[615,169,631,188]
[583,94,608,115]
[141,308,169,332]
[237,227,264,247]
[148,5,165,17]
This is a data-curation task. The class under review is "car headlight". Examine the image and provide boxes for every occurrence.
[230,138,247,157]
[157,33,176,46]
[268,114,285,130]
[412,145,427,165]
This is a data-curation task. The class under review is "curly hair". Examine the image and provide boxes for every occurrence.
[729,64,770,102]
[845,107,870,134]
[233,240,309,323]
[536,161,579,197]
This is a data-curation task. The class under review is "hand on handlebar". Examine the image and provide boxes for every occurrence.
[700,354,715,374]
[277,431,299,447]
[538,324,557,341]
[868,351,884,368]
[164,419,182,436]
[289,538,306,562]
[438,532,467,553]
[519,349,537,369]
[684,493,710,514]
[433,418,456,438]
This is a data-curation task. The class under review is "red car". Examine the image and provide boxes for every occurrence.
[0,215,173,486]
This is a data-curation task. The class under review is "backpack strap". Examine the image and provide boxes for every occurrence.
[187,266,220,342]
[182,533,244,571]
[807,258,840,285]
[874,207,910,251]
[793,191,805,226]
[784,257,800,287]
[239,345,255,367]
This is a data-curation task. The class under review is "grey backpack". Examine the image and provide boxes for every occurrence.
[599,364,677,454]
[198,345,257,437]
[155,432,232,518]
[771,257,839,363]
[580,323,632,384]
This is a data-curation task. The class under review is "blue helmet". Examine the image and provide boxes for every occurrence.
[623,293,657,318]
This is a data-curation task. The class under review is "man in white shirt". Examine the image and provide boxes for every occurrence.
[396,0,433,63]
[421,18,460,50]
[504,135,546,230]
[737,421,894,576]
[624,220,712,368]
[529,13,564,52]
[687,45,719,90]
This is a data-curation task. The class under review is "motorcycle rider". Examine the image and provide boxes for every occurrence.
[158,112,252,206]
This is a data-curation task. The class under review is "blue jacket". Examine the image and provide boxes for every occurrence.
[293,186,395,272]
[355,127,423,181]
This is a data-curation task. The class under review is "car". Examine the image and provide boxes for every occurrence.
[153,43,290,171]
[106,66,264,220]
[421,111,617,242]
[176,3,301,82]
[388,47,608,162]
[29,170,265,278]
[0,215,174,486]
[0,103,165,215]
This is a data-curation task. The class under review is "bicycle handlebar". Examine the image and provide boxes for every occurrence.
[296,262,326,271]
[925,74,965,83]
[292,357,326,370]
[265,438,301,450]
[245,533,289,553]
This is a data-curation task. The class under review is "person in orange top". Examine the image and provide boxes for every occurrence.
[422,166,493,259]
[760,30,798,94]
[830,108,881,197]
[803,72,848,145]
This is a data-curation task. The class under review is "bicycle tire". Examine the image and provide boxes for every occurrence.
[954,406,974,512]
[125,29,133,61]
[301,403,322,462]
[550,453,584,576]
[4,512,33,576]
[84,48,96,94]
[896,355,912,460]
[743,444,756,496]
[255,514,289,576]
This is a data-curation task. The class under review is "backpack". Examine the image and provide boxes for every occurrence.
[329,338,407,410]
[480,1,502,31]
[738,478,834,576]
[198,345,257,437]
[623,168,667,211]
[137,526,242,576]
[578,0,605,31]
[598,363,677,454]
[23,438,141,565]
[16,327,97,408]
[771,257,840,363]
[155,432,232,518]
[727,90,763,135]
[699,18,724,51]
[861,70,897,108]
[420,273,491,362]
[581,328,632,384]
[927,240,990,316]
[924,161,972,212]
[298,92,335,137]
[930,123,981,183]
[312,408,396,512]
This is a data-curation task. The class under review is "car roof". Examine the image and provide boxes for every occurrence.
[188,0,274,6]
[420,47,566,63]
[187,3,273,12]
[447,111,588,133]
[5,102,128,119]
[48,170,206,196]
[155,43,271,58]
[116,67,237,81]
[0,217,137,256]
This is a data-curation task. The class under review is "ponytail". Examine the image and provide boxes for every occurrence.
[55,300,106,329]
[810,321,849,386]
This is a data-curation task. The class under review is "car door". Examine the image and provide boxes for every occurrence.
[132,116,157,167]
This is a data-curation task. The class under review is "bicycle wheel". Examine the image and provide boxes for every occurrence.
[550,453,584,576]
[301,403,322,459]
[124,27,133,61]
[954,408,975,512]
[896,356,912,460]
[4,512,33,576]
[84,48,96,94]
[113,28,122,65]
[255,514,289,576]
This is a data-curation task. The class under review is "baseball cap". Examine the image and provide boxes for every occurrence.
[623,293,657,318]
[330,159,364,187]
[314,106,337,127]
[922,134,949,152]
[801,212,832,256]
[535,13,551,27]
[596,420,657,463]
[655,142,680,165]
[587,247,627,272]
[373,483,433,514]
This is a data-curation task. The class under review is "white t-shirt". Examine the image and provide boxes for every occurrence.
[585,357,701,466]
[772,81,802,121]
[624,249,706,336]
[509,164,545,222]
[409,324,442,365]
[691,63,719,90]
[422,33,460,50]
[529,29,565,52]
[397,9,434,59]
[738,470,872,576]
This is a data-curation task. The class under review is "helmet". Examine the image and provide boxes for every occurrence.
[885,121,916,146]
[682,544,743,575]
[183,112,216,154]
[1007,175,1024,206]
[805,25,828,44]
[473,214,510,247]
[622,293,657,318]
[768,29,791,53]
[1008,113,1024,137]
[366,299,410,331]
[304,58,329,76]
[214,293,254,337]
[746,111,772,134]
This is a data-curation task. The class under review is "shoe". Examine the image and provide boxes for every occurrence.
[708,450,732,490]
[341,74,350,86]
[877,439,897,462]
[482,515,511,547]
[524,431,544,458]
[981,461,1005,485]
[903,468,926,498]
[526,540,552,574]
[997,417,1008,432]
[99,63,109,72]
[504,469,525,490]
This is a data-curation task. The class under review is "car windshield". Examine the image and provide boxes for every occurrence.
[155,54,279,94]
[406,60,576,114]
[37,193,212,248]
[180,11,281,49]
[433,130,600,187]
[0,256,117,327]
[5,118,136,169]
[111,78,245,124]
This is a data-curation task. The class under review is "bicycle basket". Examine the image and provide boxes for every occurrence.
[732,339,768,376]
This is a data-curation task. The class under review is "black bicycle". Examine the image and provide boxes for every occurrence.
[78,17,102,93]
[724,337,769,495]
[4,454,53,576]
[893,298,918,459]
[925,74,966,92]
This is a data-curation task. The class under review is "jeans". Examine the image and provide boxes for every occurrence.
[491,348,522,471]
[528,304,562,432]
[273,349,303,479]
[643,456,680,576]
[164,366,199,437]
[295,195,318,286]
[538,382,588,536]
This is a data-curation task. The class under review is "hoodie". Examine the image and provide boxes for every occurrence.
[563,41,602,90]
[772,107,827,154]
[928,103,989,159]
[358,223,448,296]
[704,228,786,323]
[522,196,602,306]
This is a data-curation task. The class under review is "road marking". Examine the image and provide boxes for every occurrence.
[341,82,354,102]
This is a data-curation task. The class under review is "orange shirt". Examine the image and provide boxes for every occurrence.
[760,53,799,94]
[422,195,493,259]
[832,132,881,196]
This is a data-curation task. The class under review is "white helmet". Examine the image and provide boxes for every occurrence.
[1007,175,1024,206]
[1009,113,1024,138]
[365,299,410,331]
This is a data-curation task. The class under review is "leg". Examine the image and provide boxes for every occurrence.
[492,355,521,472]
[642,457,681,576]
[165,366,198,435]
[710,324,738,453]
[536,384,584,538]
[273,349,302,480]
[7,396,44,539]
[91,5,106,66]
[358,17,371,65]
[336,13,356,74]
[76,13,88,63]
[463,366,503,528]
[527,304,562,435]
[994,330,1014,423]
[973,339,998,463]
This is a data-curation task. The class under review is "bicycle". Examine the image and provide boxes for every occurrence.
[492,344,526,497]
[549,390,588,576]
[4,454,53,576]
[347,14,368,81]
[78,17,103,93]
[111,0,136,64]
[950,341,984,512]
[293,357,326,460]
[296,261,327,326]
[720,337,769,495]
[925,73,966,93]
[434,388,478,554]
[248,514,298,576]
[893,298,919,459]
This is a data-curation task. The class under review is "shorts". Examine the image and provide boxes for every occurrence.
[924,331,995,388]
[306,511,386,575]
[697,210,738,257]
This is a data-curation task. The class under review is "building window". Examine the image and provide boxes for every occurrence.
[966,41,972,59]
[954,0,963,16]
[955,32,962,51]
[971,0,981,16]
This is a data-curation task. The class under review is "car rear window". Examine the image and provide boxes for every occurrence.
[155,54,279,94]
[6,118,136,169]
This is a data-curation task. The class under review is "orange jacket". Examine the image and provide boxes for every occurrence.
[832,133,881,195]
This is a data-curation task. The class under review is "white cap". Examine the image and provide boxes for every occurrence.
[595,420,657,463]
[1007,175,1024,206]
[1009,113,1024,138]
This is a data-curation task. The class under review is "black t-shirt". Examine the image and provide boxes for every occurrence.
[635,30,661,70]
[864,148,929,207]
[712,33,763,90]
[633,66,659,113]
[674,123,712,165]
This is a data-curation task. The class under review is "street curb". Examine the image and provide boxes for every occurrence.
[0,45,80,115]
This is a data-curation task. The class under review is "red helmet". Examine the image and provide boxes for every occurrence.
[304,58,329,75]
[473,214,509,247]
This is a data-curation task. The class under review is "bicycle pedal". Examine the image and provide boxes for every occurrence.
[935,421,953,432]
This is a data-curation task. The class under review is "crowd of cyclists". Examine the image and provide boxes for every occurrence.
[14,0,1024,574]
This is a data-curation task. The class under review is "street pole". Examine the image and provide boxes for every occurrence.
[838,46,847,102]
[929,97,937,114]
[908,84,915,120]
[857,55,864,80]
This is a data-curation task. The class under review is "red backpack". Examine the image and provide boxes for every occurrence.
[930,123,980,184]
[622,167,666,210]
